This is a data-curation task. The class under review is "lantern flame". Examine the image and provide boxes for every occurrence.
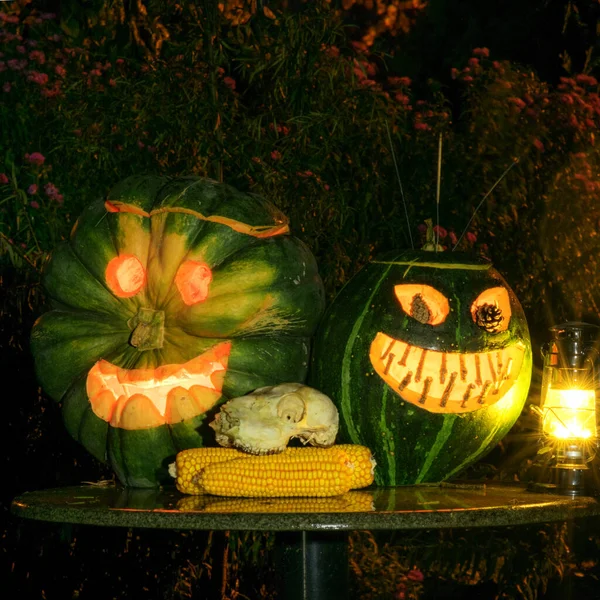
[541,388,597,440]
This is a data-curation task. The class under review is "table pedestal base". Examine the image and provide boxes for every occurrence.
[275,531,349,600]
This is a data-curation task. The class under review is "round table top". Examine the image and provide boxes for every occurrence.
[11,482,600,532]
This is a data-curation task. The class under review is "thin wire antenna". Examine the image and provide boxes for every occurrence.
[452,158,519,251]
[435,133,443,252]
[385,121,414,249]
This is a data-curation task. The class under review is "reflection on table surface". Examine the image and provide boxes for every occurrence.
[12,483,600,531]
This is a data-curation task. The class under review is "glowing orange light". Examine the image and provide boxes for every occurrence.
[175,260,213,306]
[105,254,146,298]
[542,388,597,440]
[394,284,450,325]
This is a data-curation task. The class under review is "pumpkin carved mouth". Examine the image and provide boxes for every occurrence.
[86,341,231,429]
[370,332,525,414]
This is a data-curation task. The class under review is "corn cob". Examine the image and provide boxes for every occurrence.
[170,447,250,494]
[201,491,375,513]
[198,446,354,497]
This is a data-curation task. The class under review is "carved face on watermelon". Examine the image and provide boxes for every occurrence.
[310,251,532,485]
[31,176,325,487]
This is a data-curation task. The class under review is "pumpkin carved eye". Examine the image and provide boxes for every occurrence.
[106,254,146,298]
[471,287,511,333]
[394,284,450,326]
[175,260,213,306]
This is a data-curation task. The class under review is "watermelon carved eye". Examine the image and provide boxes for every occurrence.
[471,287,511,333]
[394,284,450,326]
[175,260,213,306]
[106,254,146,298]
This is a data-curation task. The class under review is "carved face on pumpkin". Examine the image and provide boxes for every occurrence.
[31,176,325,487]
[367,256,528,414]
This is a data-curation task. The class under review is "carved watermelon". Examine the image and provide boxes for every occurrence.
[310,250,532,485]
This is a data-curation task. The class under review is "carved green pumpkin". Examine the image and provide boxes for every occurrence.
[310,250,532,485]
[31,176,325,487]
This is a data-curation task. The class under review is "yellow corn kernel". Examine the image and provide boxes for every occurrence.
[171,447,250,495]
[202,491,375,513]
[198,447,354,497]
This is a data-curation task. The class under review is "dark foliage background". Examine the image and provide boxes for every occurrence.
[3,0,600,598]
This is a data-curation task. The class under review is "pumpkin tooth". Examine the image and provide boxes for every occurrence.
[112,393,165,429]
[487,353,497,383]
[477,380,493,405]
[190,385,221,413]
[166,386,201,423]
[459,354,467,381]
[474,354,482,386]
[461,383,476,408]
[439,372,458,408]
[89,389,118,422]
[415,348,427,383]
[380,338,395,360]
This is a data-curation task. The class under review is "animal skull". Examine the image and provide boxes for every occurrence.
[209,383,339,454]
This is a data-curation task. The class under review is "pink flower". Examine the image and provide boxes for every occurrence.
[27,71,49,85]
[324,45,340,59]
[449,231,458,246]
[7,58,27,71]
[30,200,40,209]
[417,223,427,234]
[396,76,411,87]
[55,65,66,77]
[395,93,410,105]
[27,184,38,194]
[414,122,431,131]
[451,67,459,79]
[407,569,424,582]
[473,47,490,58]
[223,76,236,90]
[468,57,480,68]
[463,75,474,82]
[270,150,282,161]
[466,231,477,244]
[44,183,64,203]
[29,50,46,64]
[116,58,125,65]
[26,152,45,166]
[108,78,116,87]
[2,82,10,93]
[16,45,26,54]
[433,225,447,239]
[0,173,8,184]
[137,140,145,149]
[508,97,526,110]
[533,138,545,152]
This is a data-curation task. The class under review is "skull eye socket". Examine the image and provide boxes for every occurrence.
[175,260,213,306]
[277,394,305,423]
[471,287,512,333]
[394,284,450,325]
[106,254,146,298]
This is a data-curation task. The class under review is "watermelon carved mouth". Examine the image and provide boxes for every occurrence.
[86,341,231,429]
[370,332,525,414]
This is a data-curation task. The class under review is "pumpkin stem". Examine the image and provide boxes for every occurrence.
[128,308,165,350]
